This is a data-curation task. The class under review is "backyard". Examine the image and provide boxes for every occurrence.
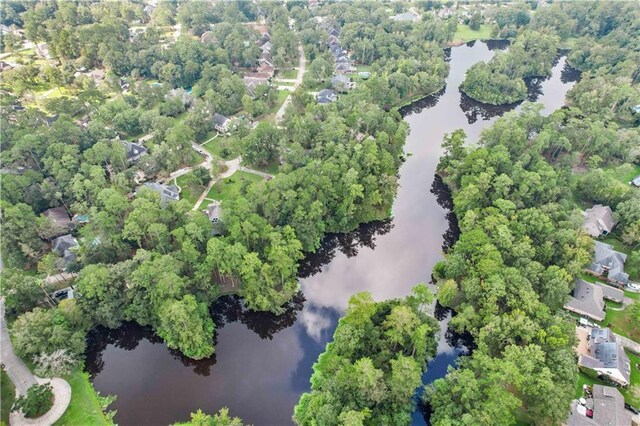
[575,351,640,408]
[452,24,493,44]
[206,171,264,202]
[278,68,298,79]
[202,135,241,160]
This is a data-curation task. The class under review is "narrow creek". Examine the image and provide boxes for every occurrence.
[86,41,580,425]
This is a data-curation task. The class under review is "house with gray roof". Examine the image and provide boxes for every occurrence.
[564,279,606,321]
[335,62,355,74]
[51,234,78,271]
[567,385,633,426]
[214,113,230,133]
[317,89,337,104]
[331,74,353,92]
[123,141,148,164]
[632,174,640,187]
[579,328,631,387]
[141,182,180,205]
[582,205,616,237]
[587,241,630,286]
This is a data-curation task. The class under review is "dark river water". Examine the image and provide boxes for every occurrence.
[85,41,580,426]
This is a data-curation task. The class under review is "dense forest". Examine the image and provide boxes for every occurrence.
[0,0,452,367]
[294,285,439,425]
[1,0,639,424]
[427,2,640,424]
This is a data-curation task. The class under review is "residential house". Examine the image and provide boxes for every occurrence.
[335,62,355,74]
[204,201,222,223]
[331,74,353,92]
[214,113,231,133]
[582,204,617,237]
[328,27,339,37]
[43,206,75,237]
[257,63,275,78]
[257,32,271,46]
[123,141,148,164]
[140,182,180,205]
[143,4,156,15]
[244,74,270,98]
[564,279,624,321]
[567,385,633,426]
[261,41,273,53]
[578,328,631,387]
[88,69,106,85]
[317,89,338,104]
[51,234,78,271]
[564,279,606,322]
[587,241,630,286]
[35,42,52,59]
[390,11,419,22]
[631,174,640,187]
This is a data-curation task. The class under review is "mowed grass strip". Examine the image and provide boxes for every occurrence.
[206,171,264,202]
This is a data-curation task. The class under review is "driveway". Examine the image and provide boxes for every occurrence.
[0,299,37,395]
[1,299,72,425]
[275,44,306,124]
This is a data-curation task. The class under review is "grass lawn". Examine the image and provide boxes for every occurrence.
[1,367,15,424]
[279,69,298,79]
[54,370,109,426]
[452,24,493,44]
[276,81,296,86]
[202,135,241,160]
[175,172,207,207]
[206,171,264,202]
[251,160,280,175]
[356,65,373,73]
[605,163,640,185]
[601,301,639,342]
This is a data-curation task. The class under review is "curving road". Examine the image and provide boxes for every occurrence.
[1,299,72,425]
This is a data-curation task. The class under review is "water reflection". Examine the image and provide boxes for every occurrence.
[86,41,580,426]
[298,220,394,279]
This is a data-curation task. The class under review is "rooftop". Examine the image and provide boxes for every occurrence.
[582,205,616,237]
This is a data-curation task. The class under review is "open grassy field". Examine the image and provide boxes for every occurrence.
[1,367,15,424]
[279,69,298,79]
[54,370,109,426]
[206,171,264,202]
[452,24,493,44]
[202,135,241,160]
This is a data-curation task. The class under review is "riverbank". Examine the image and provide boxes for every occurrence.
[54,370,110,426]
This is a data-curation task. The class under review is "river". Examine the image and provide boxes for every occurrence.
[85,41,580,425]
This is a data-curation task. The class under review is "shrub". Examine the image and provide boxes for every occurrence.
[13,384,53,418]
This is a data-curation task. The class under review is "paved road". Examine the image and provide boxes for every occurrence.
[192,157,242,211]
[275,44,306,124]
[0,299,37,395]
